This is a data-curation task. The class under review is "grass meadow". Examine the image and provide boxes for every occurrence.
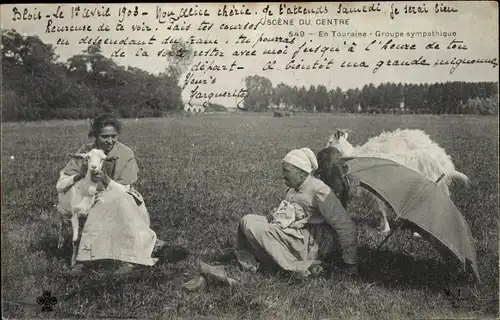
[2,113,499,319]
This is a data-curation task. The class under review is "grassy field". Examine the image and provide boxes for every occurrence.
[2,113,498,319]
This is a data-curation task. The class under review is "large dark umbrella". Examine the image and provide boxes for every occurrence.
[316,149,480,283]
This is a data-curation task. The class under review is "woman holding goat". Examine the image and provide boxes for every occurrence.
[56,113,186,274]
[236,148,359,278]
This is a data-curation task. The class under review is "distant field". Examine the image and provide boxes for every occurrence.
[2,113,498,319]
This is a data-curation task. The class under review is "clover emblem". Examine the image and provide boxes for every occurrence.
[36,291,57,312]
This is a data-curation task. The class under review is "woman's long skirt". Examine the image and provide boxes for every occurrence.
[76,188,158,266]
[236,214,340,276]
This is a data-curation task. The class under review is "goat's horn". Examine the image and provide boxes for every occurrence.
[68,153,87,159]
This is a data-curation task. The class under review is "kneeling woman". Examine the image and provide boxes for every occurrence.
[56,113,161,272]
[236,148,358,277]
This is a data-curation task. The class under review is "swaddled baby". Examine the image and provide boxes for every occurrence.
[269,200,310,238]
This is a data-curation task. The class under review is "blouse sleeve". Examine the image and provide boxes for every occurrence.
[104,156,139,192]
[114,156,138,186]
[314,186,358,265]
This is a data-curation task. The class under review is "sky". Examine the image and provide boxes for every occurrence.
[1,2,498,108]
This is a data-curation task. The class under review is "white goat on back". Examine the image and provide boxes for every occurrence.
[56,149,118,266]
[326,128,469,233]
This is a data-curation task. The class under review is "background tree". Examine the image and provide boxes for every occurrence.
[306,85,317,112]
[243,75,273,111]
[165,39,194,84]
[314,85,331,112]
[2,29,73,120]
[295,86,309,112]
[271,83,286,111]
[1,28,189,120]
[329,87,346,113]
[272,83,297,111]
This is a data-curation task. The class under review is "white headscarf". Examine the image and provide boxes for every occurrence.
[283,148,318,173]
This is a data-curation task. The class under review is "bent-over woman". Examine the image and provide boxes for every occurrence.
[236,148,358,277]
[56,113,162,273]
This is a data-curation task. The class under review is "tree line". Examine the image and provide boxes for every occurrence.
[244,75,499,115]
[2,29,193,121]
[2,28,498,121]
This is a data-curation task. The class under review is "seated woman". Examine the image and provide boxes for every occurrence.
[56,113,168,273]
[236,148,358,278]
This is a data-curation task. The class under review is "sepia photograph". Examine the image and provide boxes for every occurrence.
[1,2,499,319]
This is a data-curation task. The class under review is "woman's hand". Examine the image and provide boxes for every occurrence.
[266,213,274,223]
[266,207,277,223]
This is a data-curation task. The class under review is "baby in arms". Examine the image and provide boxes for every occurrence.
[268,200,310,238]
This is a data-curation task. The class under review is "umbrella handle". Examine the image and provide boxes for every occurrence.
[375,229,397,251]
[359,229,398,265]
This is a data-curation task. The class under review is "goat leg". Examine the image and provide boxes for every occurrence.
[375,198,391,233]
[70,212,79,267]
[71,212,79,243]
[376,200,422,237]
[378,212,391,233]
[57,215,65,249]
[71,241,78,267]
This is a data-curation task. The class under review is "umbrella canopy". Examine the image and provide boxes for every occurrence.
[319,154,480,282]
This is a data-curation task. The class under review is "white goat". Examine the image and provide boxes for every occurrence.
[326,128,469,233]
[56,149,118,266]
